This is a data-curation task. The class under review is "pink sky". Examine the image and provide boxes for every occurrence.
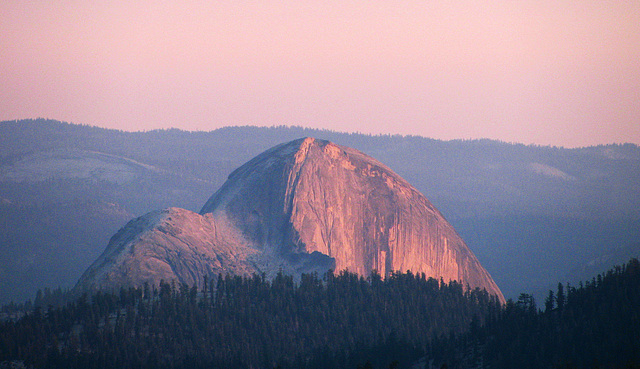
[1,1,639,147]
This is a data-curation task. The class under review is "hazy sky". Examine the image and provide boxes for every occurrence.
[2,1,639,147]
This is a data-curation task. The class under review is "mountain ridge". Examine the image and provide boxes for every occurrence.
[2,119,639,304]
[77,137,505,302]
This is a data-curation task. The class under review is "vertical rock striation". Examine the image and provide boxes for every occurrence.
[77,137,503,303]
[201,138,504,302]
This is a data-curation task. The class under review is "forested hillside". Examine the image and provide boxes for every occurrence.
[428,258,640,369]
[0,271,501,369]
[1,119,640,303]
[2,260,639,369]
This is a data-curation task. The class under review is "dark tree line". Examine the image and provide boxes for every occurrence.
[0,271,500,369]
[3,260,640,368]
[428,258,640,369]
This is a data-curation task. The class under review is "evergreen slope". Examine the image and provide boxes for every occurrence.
[429,258,640,369]
[0,271,500,369]
[2,260,639,368]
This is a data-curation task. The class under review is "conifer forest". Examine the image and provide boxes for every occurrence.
[2,259,640,369]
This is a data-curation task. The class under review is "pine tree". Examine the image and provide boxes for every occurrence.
[556,282,565,312]
[544,290,555,313]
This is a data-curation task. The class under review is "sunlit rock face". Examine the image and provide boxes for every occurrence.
[201,138,504,302]
[77,138,503,303]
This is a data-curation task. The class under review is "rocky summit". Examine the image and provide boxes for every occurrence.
[76,137,504,302]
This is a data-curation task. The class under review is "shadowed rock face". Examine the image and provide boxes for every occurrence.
[201,138,504,302]
[78,138,504,303]
[75,206,334,292]
[75,208,260,291]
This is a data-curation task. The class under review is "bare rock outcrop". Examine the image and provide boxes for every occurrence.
[201,138,504,302]
[75,206,334,292]
[75,208,260,291]
[77,138,504,303]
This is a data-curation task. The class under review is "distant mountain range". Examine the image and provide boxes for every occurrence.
[1,119,639,304]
